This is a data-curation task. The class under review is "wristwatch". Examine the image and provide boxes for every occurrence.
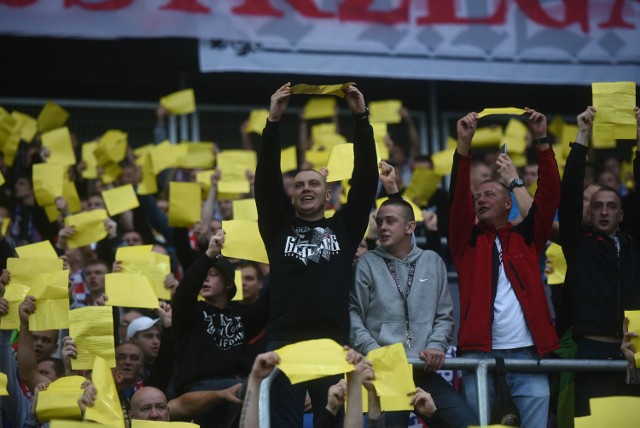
[533,136,550,146]
[352,107,369,120]
[509,178,524,192]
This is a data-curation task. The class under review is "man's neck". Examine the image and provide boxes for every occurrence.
[206,297,228,310]
[296,212,324,222]
[385,242,413,260]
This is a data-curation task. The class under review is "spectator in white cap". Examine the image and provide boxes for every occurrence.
[127,316,162,365]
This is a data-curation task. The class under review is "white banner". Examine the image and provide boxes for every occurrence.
[1,0,639,84]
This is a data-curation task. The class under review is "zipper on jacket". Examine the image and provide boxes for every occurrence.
[508,260,526,290]
[463,301,470,321]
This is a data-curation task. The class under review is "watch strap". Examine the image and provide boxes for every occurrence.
[533,136,551,146]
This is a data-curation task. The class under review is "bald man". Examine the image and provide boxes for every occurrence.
[129,387,170,422]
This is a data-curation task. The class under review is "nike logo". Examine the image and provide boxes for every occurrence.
[419,278,429,282]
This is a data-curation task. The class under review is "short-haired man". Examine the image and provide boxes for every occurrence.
[559,106,640,416]
[127,316,162,365]
[130,386,170,422]
[449,109,560,426]
[255,83,378,426]
[350,198,477,428]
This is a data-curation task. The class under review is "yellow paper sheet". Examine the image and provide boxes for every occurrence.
[292,82,354,98]
[81,141,99,179]
[403,167,441,207]
[101,162,123,185]
[232,269,244,302]
[217,149,256,194]
[102,185,140,216]
[50,421,113,427]
[0,283,30,330]
[246,109,270,135]
[220,220,268,264]
[369,100,402,124]
[232,199,258,222]
[69,306,116,370]
[367,343,416,397]
[471,127,504,147]
[105,273,160,309]
[0,170,4,187]
[160,89,196,115]
[151,141,181,175]
[85,356,125,428]
[116,246,172,301]
[276,339,354,384]
[625,310,640,368]
[28,270,70,331]
[312,133,347,152]
[179,142,215,169]
[501,118,528,155]
[548,115,565,138]
[326,143,354,183]
[16,240,58,259]
[7,257,63,286]
[281,146,298,174]
[478,107,526,118]
[376,197,424,222]
[302,98,336,120]
[545,243,567,285]
[0,217,9,237]
[63,180,82,214]
[41,127,76,166]
[95,130,127,167]
[304,150,331,170]
[137,152,158,196]
[132,421,200,428]
[168,182,202,227]
[573,416,592,428]
[37,101,69,133]
[592,82,636,140]
[36,375,86,421]
[592,138,617,149]
[588,395,640,428]
[311,123,336,141]
[559,123,579,158]
[32,163,64,206]
[44,204,60,223]
[196,169,215,194]
[431,147,456,177]
[64,209,108,249]
[0,372,7,395]
[11,111,38,143]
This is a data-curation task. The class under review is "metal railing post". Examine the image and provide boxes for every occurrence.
[476,359,490,426]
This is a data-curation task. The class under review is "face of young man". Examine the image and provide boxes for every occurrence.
[84,263,108,295]
[588,189,623,236]
[133,326,162,363]
[130,387,170,421]
[375,205,415,251]
[37,360,61,382]
[473,182,512,226]
[116,343,144,385]
[200,267,230,301]
[32,330,58,361]
[291,170,330,220]
[240,265,263,305]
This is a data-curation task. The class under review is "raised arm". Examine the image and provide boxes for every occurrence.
[239,351,280,428]
[496,153,533,222]
[255,83,292,245]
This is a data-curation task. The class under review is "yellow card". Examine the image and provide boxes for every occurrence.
[95,130,127,166]
[304,150,331,170]
[41,126,76,166]
[592,138,617,149]
[133,421,200,427]
[16,240,58,259]
[0,170,4,187]
[625,310,640,368]
[179,142,215,169]
[0,283,30,330]
[63,181,82,214]
[559,123,579,158]
[81,142,99,179]
[217,149,257,195]
[589,396,640,428]
[196,169,215,194]
[0,372,7,395]
[367,343,416,397]
[232,269,244,302]
[326,143,354,182]
[50,421,112,427]
[32,163,64,206]
[221,220,268,264]
[471,127,503,147]
[105,273,160,309]
[116,246,171,301]
[160,89,196,115]
[478,107,526,118]
[101,162,123,185]
[102,184,140,216]
[37,101,69,133]
[573,416,593,428]
[7,257,63,287]
[369,100,402,124]
[545,243,567,285]
[592,82,636,140]
[548,115,565,138]
[11,111,37,143]
[303,97,336,120]
[28,270,70,331]
[36,376,85,421]
[69,306,116,370]
[0,217,9,237]
[151,140,183,175]
[246,109,270,135]
[501,118,528,155]
[85,356,125,428]
[311,123,336,141]
[312,133,347,152]
[275,339,354,384]
[64,209,108,249]
[292,82,354,98]
[168,182,201,227]
[137,152,158,196]
[403,167,441,207]
[232,199,258,222]
[280,146,298,174]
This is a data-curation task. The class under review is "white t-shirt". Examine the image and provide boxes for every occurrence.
[492,237,534,349]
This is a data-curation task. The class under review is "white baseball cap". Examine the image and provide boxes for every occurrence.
[126,316,162,341]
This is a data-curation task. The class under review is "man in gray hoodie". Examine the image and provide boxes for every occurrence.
[350,198,476,428]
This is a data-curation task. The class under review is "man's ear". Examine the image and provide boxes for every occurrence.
[406,221,417,235]
[325,188,332,202]
[618,209,624,223]
[505,196,513,211]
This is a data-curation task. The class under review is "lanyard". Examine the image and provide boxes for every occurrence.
[385,259,417,349]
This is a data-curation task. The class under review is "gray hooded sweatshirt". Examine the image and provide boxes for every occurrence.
[349,245,453,360]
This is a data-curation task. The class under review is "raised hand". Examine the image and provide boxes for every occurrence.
[343,85,366,115]
[268,83,292,122]
[575,106,596,146]
[525,107,547,140]
[206,229,225,259]
[456,113,478,155]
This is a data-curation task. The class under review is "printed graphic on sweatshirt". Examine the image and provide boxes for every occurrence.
[284,226,340,265]
[202,311,245,350]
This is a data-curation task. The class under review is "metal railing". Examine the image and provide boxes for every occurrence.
[257,357,629,427]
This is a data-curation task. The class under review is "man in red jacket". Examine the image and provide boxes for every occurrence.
[449,109,560,427]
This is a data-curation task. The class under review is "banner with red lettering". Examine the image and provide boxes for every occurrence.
[1,0,639,84]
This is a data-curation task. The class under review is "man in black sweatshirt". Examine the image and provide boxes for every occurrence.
[254,83,378,426]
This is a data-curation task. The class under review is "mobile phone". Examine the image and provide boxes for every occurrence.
[501,144,507,154]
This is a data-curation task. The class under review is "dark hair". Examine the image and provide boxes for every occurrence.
[85,258,111,273]
[379,199,415,222]
[591,186,622,206]
[237,261,264,281]
[40,357,65,377]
